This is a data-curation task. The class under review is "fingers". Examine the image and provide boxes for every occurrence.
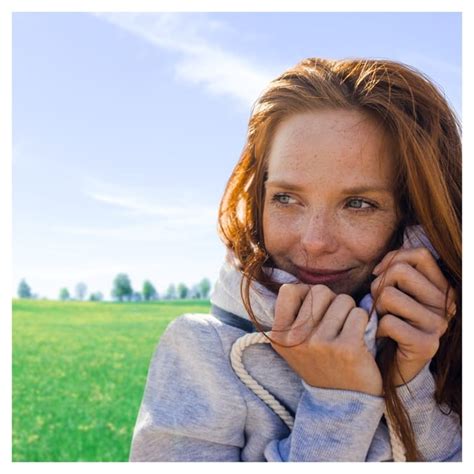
[371,261,448,315]
[272,284,336,345]
[273,284,310,332]
[373,248,448,294]
[371,254,456,322]
[339,307,370,343]
[372,286,448,337]
[371,249,453,385]
[316,294,356,339]
[299,285,335,321]
[376,314,440,361]
[273,285,370,345]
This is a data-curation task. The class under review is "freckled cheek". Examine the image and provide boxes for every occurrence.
[262,210,300,253]
[351,243,385,267]
[342,224,395,265]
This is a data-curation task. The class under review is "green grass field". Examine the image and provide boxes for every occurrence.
[12,299,211,461]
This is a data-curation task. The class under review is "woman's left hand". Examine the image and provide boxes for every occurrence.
[371,247,456,386]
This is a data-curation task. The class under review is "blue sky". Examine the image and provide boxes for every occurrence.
[12,12,461,300]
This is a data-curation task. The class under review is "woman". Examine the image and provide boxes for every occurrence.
[130,58,461,461]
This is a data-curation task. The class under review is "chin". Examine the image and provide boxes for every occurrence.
[325,281,360,296]
[342,277,373,301]
[301,271,371,300]
[271,257,372,299]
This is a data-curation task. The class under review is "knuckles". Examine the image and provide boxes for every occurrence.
[415,246,433,263]
[432,317,449,338]
[309,284,335,299]
[377,285,399,309]
[278,283,300,297]
[397,246,433,262]
[389,261,412,281]
[371,262,411,296]
[447,288,457,319]
[333,293,356,308]
[377,314,394,333]
[376,247,434,277]
[350,307,369,322]
[278,283,336,300]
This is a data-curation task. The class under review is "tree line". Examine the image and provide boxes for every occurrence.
[16,275,212,302]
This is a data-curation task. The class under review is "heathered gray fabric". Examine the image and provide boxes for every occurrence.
[129,257,461,462]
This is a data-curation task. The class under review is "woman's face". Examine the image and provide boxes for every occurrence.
[263,109,399,297]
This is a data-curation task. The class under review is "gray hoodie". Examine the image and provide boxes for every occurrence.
[129,255,461,462]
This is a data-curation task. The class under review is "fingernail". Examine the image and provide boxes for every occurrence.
[372,265,381,276]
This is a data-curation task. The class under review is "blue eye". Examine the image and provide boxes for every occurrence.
[347,198,374,209]
[272,193,295,205]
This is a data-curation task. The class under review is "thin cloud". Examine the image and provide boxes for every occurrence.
[93,12,277,107]
[83,178,216,221]
[54,221,217,244]
[78,177,218,241]
[85,191,189,218]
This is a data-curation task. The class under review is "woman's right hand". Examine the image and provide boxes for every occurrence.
[269,284,383,397]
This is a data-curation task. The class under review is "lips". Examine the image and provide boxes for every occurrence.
[295,266,352,285]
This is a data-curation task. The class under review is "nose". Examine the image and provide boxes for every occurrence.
[300,210,338,255]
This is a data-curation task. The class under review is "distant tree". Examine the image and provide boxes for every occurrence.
[177,283,189,299]
[112,273,133,302]
[75,282,87,301]
[165,283,177,300]
[17,279,32,299]
[189,284,201,299]
[142,280,157,301]
[59,288,70,301]
[198,278,212,299]
[89,292,104,302]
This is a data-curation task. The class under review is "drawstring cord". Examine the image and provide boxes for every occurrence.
[230,332,407,462]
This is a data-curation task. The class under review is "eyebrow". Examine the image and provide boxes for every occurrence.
[265,180,391,195]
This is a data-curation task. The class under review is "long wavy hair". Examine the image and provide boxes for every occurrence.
[217,58,461,461]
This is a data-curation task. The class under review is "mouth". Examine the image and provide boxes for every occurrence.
[295,265,353,285]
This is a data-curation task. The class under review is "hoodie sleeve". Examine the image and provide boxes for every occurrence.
[264,383,385,461]
[395,363,462,461]
[129,314,247,461]
[263,364,462,462]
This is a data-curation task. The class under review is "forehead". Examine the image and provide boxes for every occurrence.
[267,109,395,187]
